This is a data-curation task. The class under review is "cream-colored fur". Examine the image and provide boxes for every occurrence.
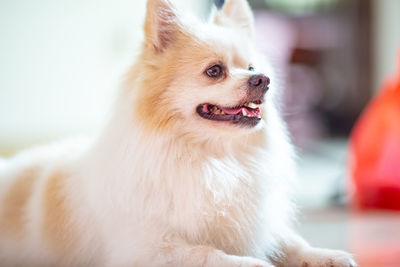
[0,0,356,266]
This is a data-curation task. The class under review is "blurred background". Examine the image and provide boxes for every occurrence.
[0,0,399,266]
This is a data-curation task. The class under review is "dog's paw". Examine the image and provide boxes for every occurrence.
[299,248,357,267]
[223,255,274,267]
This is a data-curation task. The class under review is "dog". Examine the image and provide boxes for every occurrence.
[0,0,357,266]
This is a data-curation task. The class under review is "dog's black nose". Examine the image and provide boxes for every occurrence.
[248,74,270,90]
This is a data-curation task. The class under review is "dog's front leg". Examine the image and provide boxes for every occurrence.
[141,243,274,267]
[270,231,357,267]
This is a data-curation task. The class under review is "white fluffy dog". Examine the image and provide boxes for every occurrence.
[0,0,356,266]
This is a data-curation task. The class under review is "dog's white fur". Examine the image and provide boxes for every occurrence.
[0,0,356,266]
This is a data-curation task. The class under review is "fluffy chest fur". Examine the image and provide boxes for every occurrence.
[83,114,292,261]
[152,151,265,252]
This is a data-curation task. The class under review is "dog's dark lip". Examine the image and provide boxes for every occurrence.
[196,102,262,128]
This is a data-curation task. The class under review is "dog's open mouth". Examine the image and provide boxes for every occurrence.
[196,100,262,127]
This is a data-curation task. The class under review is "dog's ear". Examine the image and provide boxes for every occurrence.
[144,0,180,53]
[213,0,254,37]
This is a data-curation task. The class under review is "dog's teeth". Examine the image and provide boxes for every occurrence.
[215,109,221,114]
[242,109,247,116]
[248,102,258,109]
[221,111,225,115]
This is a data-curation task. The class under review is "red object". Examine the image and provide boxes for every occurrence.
[349,52,400,210]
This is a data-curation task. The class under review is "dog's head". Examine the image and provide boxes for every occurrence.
[130,0,272,138]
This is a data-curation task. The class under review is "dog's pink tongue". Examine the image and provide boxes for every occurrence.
[219,107,242,115]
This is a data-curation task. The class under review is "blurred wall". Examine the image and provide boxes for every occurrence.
[0,0,210,155]
[373,0,400,91]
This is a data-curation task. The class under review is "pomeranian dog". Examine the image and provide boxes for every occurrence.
[0,0,357,266]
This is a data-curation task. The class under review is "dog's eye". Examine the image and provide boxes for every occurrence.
[205,64,223,78]
[248,65,255,71]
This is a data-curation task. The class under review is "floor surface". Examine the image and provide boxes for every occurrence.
[298,208,400,267]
